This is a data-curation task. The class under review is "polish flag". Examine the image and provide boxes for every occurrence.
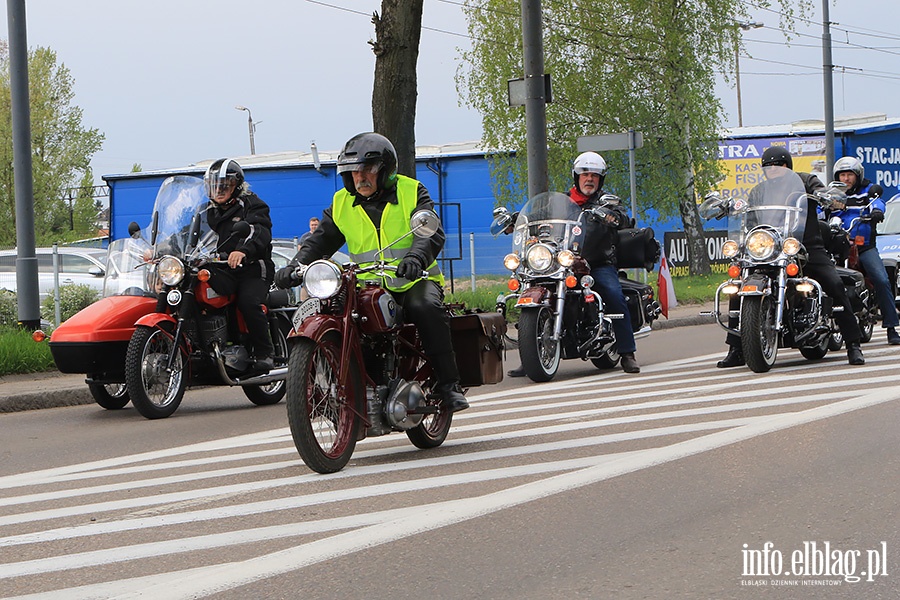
[657,247,677,319]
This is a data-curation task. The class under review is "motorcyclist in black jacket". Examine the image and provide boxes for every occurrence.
[203,158,276,371]
[716,147,865,367]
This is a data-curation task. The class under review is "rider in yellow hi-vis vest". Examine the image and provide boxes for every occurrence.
[275,132,468,413]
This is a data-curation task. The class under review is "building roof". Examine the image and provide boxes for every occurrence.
[720,112,900,140]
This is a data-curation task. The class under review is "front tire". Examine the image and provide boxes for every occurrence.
[125,325,187,419]
[741,295,779,373]
[243,320,289,406]
[88,382,130,410]
[286,334,361,474]
[518,306,560,382]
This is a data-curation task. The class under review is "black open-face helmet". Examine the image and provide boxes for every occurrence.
[204,158,244,204]
[337,132,398,195]
[760,146,793,170]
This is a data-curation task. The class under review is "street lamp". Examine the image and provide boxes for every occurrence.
[234,105,256,155]
[734,20,764,128]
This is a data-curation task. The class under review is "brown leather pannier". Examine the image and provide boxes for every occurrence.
[450,311,506,387]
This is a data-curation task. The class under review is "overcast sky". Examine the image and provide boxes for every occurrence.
[2,0,899,183]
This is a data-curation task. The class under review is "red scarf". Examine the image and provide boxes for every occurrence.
[569,186,590,206]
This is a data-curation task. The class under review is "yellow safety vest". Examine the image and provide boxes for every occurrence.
[331,174,444,292]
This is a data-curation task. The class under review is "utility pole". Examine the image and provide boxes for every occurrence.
[521,0,548,198]
[7,0,40,329]
[822,0,835,181]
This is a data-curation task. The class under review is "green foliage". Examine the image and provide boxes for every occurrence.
[40,283,99,324]
[0,325,55,375]
[0,289,17,326]
[0,43,105,247]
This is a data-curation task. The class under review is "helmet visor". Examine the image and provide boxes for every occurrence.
[573,165,603,176]
[337,160,383,175]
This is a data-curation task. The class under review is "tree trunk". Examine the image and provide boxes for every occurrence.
[371,0,423,177]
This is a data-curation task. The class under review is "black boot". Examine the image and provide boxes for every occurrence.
[620,353,640,373]
[436,382,469,413]
[716,346,744,368]
[507,364,526,377]
[888,327,900,345]
[254,356,275,372]
[847,342,865,365]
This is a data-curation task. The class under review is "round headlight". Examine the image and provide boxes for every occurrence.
[525,244,554,272]
[782,237,801,256]
[557,249,575,267]
[157,256,185,286]
[503,253,521,271]
[303,260,342,299]
[722,240,740,258]
[746,230,777,260]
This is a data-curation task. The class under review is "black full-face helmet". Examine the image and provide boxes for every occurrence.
[204,158,245,204]
[337,132,398,195]
[760,146,793,170]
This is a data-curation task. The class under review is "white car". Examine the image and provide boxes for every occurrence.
[0,247,107,299]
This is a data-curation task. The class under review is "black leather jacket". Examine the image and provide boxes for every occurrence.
[570,187,632,268]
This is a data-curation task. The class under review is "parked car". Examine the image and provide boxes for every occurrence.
[0,247,107,299]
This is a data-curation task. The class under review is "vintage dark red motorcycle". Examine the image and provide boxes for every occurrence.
[49,176,294,418]
[283,210,505,473]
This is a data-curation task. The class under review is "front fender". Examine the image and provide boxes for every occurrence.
[134,312,177,329]
[288,312,343,344]
[515,285,551,308]
[738,273,772,296]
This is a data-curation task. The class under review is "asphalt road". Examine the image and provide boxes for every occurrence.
[2,323,899,599]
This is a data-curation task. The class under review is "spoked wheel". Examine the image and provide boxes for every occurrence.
[286,335,361,474]
[406,379,453,449]
[243,321,289,406]
[741,295,778,373]
[88,382,130,410]
[518,306,561,382]
[125,325,187,419]
[859,296,875,343]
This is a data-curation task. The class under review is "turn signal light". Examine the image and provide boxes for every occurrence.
[728,264,741,278]
[565,275,578,288]
[786,262,799,276]
[507,278,520,291]
[32,330,47,342]
[198,269,211,282]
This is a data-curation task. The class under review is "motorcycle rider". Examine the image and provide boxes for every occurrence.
[274,132,469,413]
[508,151,640,375]
[203,158,276,372]
[717,146,865,367]
[824,156,900,345]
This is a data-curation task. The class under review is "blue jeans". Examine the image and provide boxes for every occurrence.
[858,248,899,328]
[590,265,636,354]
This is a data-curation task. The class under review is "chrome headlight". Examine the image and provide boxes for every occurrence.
[303,260,342,299]
[557,249,575,267]
[746,230,777,260]
[782,237,801,256]
[503,253,521,271]
[157,256,185,286]
[525,244,554,272]
[722,240,739,258]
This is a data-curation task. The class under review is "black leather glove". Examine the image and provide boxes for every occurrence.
[870,209,885,224]
[274,266,299,289]
[396,254,425,280]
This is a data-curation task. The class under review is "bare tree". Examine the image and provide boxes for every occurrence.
[370,0,423,176]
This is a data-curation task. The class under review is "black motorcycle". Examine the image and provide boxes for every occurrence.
[491,191,660,382]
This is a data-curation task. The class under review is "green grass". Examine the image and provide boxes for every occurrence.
[446,272,721,312]
[0,326,55,376]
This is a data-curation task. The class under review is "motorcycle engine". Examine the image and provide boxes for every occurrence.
[384,378,426,430]
[219,345,252,372]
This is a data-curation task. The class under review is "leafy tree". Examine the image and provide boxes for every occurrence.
[370,0,423,176]
[0,43,104,247]
[457,0,811,274]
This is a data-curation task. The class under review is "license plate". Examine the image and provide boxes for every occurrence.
[292,297,320,330]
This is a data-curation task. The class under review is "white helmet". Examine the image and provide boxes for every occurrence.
[833,156,864,183]
[572,151,607,190]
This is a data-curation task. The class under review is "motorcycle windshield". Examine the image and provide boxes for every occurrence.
[511,191,587,257]
[149,176,218,260]
[102,237,156,297]
[729,166,809,243]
